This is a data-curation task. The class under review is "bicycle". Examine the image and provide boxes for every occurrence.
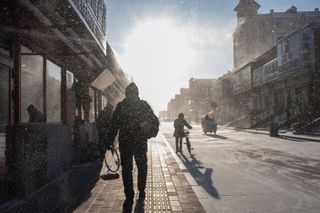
[104,145,120,173]
[184,130,192,155]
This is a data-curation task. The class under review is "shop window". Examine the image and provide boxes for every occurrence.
[21,55,44,122]
[94,90,99,116]
[303,53,311,61]
[101,95,107,110]
[21,45,33,54]
[274,92,284,107]
[72,79,84,119]
[66,71,76,125]
[66,70,74,89]
[253,97,258,111]
[0,63,10,195]
[302,33,310,41]
[259,35,267,43]
[284,41,290,53]
[0,64,10,128]
[89,87,95,122]
[0,42,10,56]
[264,95,271,111]
[295,87,303,96]
[46,60,62,123]
[303,42,310,51]
[274,18,289,28]
[304,63,311,72]
[96,93,101,113]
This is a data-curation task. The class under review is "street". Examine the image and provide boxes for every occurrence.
[161,122,320,213]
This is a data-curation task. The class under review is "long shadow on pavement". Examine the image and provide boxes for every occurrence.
[178,153,220,199]
[206,134,228,140]
[206,129,314,143]
[54,182,95,213]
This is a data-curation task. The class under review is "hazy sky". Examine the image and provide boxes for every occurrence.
[105,0,320,113]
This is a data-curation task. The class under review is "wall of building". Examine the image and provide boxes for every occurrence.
[233,1,320,69]
[166,22,320,129]
[0,0,129,206]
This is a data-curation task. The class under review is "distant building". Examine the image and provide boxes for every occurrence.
[166,79,219,123]
[233,0,320,69]
[213,72,235,125]
[188,78,217,123]
[158,110,168,121]
[179,88,191,119]
[166,89,190,121]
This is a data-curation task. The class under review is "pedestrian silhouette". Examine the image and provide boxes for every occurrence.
[27,104,45,122]
[108,82,159,212]
[174,113,192,153]
[96,103,114,158]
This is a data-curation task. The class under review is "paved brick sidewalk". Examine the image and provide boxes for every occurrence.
[74,137,205,213]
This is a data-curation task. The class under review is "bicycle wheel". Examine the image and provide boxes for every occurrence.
[186,137,191,155]
[104,148,120,172]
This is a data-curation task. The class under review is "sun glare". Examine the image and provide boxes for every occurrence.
[118,18,197,112]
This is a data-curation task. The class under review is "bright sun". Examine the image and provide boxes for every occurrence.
[118,18,197,113]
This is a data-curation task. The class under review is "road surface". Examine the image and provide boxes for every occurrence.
[161,122,320,213]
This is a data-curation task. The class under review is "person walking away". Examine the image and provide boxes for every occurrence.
[108,83,159,212]
[174,113,192,153]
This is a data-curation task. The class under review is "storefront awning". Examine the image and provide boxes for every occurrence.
[91,68,116,91]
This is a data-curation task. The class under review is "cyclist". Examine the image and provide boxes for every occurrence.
[173,113,192,153]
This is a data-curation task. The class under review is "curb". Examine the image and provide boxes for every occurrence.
[225,127,320,143]
[247,130,320,143]
[279,135,320,143]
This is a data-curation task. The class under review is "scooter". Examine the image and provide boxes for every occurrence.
[201,117,217,135]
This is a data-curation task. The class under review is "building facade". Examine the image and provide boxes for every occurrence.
[165,79,218,123]
[251,22,320,127]
[227,21,320,128]
[0,0,128,208]
[233,0,320,69]
[188,78,217,123]
[166,89,190,121]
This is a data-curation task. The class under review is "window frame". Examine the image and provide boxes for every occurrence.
[20,45,66,124]
[46,59,63,123]
[20,53,45,123]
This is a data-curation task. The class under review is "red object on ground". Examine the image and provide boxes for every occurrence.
[100,172,120,180]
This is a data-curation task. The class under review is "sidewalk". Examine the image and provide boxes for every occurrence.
[74,137,205,213]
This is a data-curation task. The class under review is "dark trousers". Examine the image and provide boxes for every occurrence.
[175,136,183,152]
[120,142,148,200]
